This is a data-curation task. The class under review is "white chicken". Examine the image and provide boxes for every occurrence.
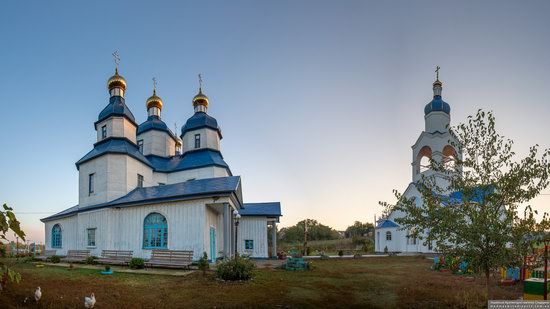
[34,286,42,303]
[84,293,96,309]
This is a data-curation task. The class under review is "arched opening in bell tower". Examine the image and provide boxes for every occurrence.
[442,145,457,170]
[416,146,432,174]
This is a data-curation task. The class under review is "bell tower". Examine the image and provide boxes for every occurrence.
[411,68,460,185]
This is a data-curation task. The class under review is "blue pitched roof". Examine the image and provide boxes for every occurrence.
[442,187,493,205]
[424,95,451,115]
[146,149,231,174]
[76,138,152,169]
[96,96,136,125]
[376,219,399,228]
[181,112,222,138]
[137,116,176,139]
[41,176,242,222]
[241,202,282,217]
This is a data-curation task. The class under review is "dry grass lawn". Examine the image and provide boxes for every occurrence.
[0,256,521,308]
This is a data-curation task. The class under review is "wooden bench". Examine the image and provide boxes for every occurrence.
[62,250,91,263]
[96,250,133,265]
[146,250,193,269]
[35,250,56,261]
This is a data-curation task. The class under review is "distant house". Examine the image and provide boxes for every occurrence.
[41,67,282,260]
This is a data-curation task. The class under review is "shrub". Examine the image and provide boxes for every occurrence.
[216,255,255,281]
[85,256,97,265]
[104,265,111,272]
[384,246,388,254]
[0,244,5,258]
[198,252,209,276]
[306,246,312,256]
[49,255,61,263]
[16,256,33,264]
[338,250,344,257]
[129,258,145,269]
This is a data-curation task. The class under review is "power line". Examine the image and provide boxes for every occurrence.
[13,212,56,214]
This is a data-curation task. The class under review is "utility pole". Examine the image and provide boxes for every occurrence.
[303,219,309,256]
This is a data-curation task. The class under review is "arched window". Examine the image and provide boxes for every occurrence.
[386,231,392,241]
[143,213,168,249]
[443,145,457,170]
[416,146,432,174]
[52,224,62,248]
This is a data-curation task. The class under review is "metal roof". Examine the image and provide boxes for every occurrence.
[146,149,231,174]
[41,176,242,222]
[137,115,176,139]
[76,137,153,169]
[241,202,282,217]
[181,112,222,138]
[376,219,399,228]
[96,96,136,125]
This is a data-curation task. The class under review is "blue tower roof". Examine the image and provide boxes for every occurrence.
[96,96,136,125]
[137,115,176,139]
[424,95,451,115]
[76,137,152,169]
[145,149,231,174]
[181,112,222,138]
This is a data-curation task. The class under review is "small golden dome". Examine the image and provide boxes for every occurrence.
[107,68,127,91]
[433,79,443,87]
[192,88,209,107]
[146,90,163,110]
[175,137,183,146]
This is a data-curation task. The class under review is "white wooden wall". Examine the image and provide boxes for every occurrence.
[237,217,268,258]
[44,197,237,260]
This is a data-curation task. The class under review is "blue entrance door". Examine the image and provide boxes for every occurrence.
[209,227,216,262]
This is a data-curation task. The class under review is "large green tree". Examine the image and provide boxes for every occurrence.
[381,110,550,298]
[0,203,26,291]
[345,221,374,238]
[279,219,340,243]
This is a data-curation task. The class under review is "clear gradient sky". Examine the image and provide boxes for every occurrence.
[1,0,550,243]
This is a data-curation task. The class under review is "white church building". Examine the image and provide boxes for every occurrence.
[375,76,461,254]
[41,67,282,261]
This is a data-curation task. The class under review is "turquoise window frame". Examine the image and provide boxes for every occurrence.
[143,213,168,249]
[52,224,62,248]
[244,239,254,250]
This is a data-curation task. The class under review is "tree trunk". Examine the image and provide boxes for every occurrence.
[485,268,491,300]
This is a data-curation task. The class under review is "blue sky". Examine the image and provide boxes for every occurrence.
[1,0,550,242]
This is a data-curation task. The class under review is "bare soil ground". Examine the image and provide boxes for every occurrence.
[0,256,521,308]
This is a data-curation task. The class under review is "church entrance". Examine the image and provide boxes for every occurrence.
[209,227,216,262]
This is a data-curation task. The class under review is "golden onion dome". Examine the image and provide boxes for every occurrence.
[433,79,443,87]
[175,136,183,146]
[192,88,209,107]
[107,68,127,91]
[146,90,163,110]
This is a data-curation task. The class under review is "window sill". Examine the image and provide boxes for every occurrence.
[87,246,96,249]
